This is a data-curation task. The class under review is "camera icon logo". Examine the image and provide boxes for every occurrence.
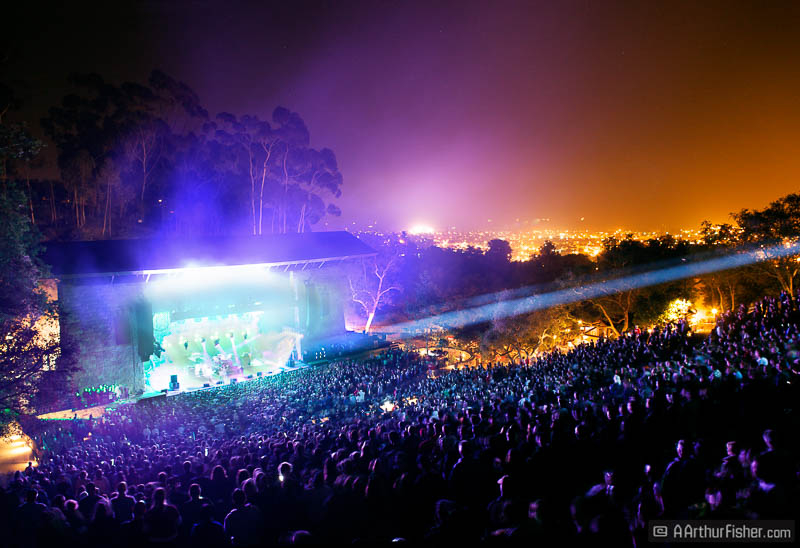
[652,525,669,538]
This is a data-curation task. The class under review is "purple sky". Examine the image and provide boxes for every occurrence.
[6,1,800,231]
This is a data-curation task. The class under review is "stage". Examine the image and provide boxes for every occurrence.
[143,267,305,392]
[146,358,307,394]
[42,232,376,397]
[38,361,309,421]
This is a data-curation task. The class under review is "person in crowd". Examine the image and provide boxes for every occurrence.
[190,504,227,548]
[111,481,136,523]
[144,487,181,544]
[223,487,264,546]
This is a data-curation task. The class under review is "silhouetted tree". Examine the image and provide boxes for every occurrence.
[0,183,77,432]
[733,193,800,296]
[486,239,512,263]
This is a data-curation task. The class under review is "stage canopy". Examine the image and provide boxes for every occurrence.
[43,231,375,279]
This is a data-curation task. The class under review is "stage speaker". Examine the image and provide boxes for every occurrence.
[114,309,131,345]
[256,372,263,377]
[169,374,179,391]
[203,383,211,388]
[230,378,238,384]
[134,299,154,361]
[246,374,253,379]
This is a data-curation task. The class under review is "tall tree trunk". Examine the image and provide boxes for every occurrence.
[249,148,256,235]
[102,180,111,237]
[297,202,306,233]
[26,177,35,224]
[258,170,264,235]
[364,309,376,334]
[49,181,57,223]
[594,302,621,338]
[139,140,148,216]
[257,150,270,235]
[282,147,289,234]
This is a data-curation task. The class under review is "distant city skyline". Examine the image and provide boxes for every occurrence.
[351,224,712,262]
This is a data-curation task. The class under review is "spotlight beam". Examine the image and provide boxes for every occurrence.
[389,241,800,334]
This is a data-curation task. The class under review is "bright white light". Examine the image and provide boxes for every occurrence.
[409,224,435,235]
[380,401,396,413]
[144,264,283,298]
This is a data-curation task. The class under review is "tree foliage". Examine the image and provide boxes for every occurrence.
[0,184,77,433]
[38,71,342,238]
[733,193,800,296]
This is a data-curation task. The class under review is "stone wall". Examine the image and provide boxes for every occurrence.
[58,279,146,394]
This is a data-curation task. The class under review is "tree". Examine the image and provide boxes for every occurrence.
[215,112,278,235]
[97,160,122,236]
[571,235,691,336]
[480,292,575,362]
[40,71,343,237]
[0,122,42,184]
[696,221,751,311]
[348,253,402,334]
[486,239,512,262]
[733,193,800,296]
[0,183,77,433]
[538,240,558,258]
[216,108,342,235]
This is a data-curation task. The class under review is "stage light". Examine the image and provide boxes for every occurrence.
[409,224,435,235]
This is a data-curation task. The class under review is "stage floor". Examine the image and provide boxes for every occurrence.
[147,357,300,391]
[37,362,308,422]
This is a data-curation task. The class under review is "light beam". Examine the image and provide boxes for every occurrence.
[389,241,800,334]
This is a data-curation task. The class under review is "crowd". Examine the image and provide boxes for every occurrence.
[2,292,799,546]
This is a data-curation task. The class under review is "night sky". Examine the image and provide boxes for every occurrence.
[5,1,800,231]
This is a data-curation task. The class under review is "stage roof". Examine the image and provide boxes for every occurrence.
[43,231,376,278]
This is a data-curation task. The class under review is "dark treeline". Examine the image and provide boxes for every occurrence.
[3,70,343,239]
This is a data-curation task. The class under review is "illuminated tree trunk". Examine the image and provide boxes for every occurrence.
[49,181,57,223]
[102,179,111,237]
[257,147,271,235]
[26,177,34,224]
